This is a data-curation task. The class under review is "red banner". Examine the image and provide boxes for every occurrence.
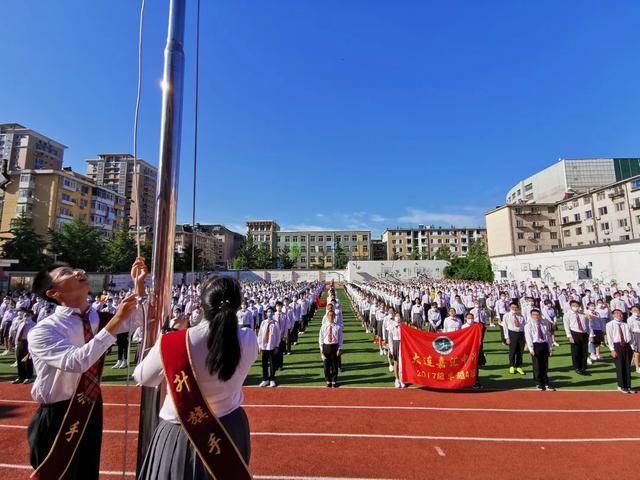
[400,323,482,389]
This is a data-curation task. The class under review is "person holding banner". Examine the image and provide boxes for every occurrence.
[524,308,555,391]
[27,257,147,480]
[135,276,258,479]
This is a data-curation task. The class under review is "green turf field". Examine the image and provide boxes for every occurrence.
[0,288,632,390]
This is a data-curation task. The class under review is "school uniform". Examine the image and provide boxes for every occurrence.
[427,308,442,332]
[628,314,640,355]
[442,316,462,332]
[236,308,254,329]
[12,315,35,381]
[502,312,526,369]
[606,320,635,392]
[563,310,590,373]
[319,322,343,384]
[27,305,140,480]
[524,320,553,389]
[411,304,425,329]
[257,318,281,383]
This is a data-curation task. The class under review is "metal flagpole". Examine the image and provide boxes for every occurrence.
[136,0,186,473]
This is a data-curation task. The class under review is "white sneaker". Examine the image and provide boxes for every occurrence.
[388,365,394,372]
[587,357,593,365]
[10,361,17,368]
[379,350,384,356]
[121,362,129,370]
[269,381,277,387]
[400,382,406,388]
[259,380,269,387]
[553,342,560,347]
[636,367,640,374]
[590,354,597,361]
[1,350,10,356]
[112,361,122,369]
[394,379,400,388]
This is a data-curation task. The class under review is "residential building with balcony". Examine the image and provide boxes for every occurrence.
[0,123,66,171]
[382,225,487,260]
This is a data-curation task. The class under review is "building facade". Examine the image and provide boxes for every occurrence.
[0,123,66,171]
[246,220,280,253]
[0,168,125,238]
[188,224,245,269]
[276,230,371,269]
[175,225,222,269]
[506,158,640,204]
[486,176,640,257]
[85,154,158,228]
[371,239,388,260]
[382,225,487,260]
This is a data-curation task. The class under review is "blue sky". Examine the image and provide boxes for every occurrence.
[2,1,640,237]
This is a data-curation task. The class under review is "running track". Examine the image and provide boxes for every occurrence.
[0,384,638,479]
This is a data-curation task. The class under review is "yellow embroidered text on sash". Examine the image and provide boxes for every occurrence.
[174,371,191,393]
[208,433,222,455]
[65,421,80,442]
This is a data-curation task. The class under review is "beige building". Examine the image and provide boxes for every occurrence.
[187,224,245,269]
[85,154,158,228]
[175,225,222,269]
[0,168,126,238]
[486,175,640,257]
[246,220,280,253]
[277,230,371,269]
[0,123,66,171]
[382,226,487,260]
[485,204,560,256]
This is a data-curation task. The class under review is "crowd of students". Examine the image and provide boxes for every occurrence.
[346,279,640,393]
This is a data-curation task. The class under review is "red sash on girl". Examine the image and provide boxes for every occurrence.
[31,311,113,480]
[160,329,252,480]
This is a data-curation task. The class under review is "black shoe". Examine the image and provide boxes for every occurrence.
[332,382,339,388]
[545,385,556,391]
[326,382,332,388]
[536,385,545,391]
[472,383,483,390]
[11,378,22,384]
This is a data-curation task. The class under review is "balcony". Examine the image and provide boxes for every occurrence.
[631,202,640,210]
[531,222,544,228]
[608,189,625,199]
[561,219,581,226]
[514,208,541,216]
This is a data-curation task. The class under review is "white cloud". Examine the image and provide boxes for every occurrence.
[370,214,386,223]
[282,224,335,231]
[226,223,246,234]
[398,208,484,227]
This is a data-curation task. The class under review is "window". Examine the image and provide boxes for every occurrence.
[587,225,595,233]
[598,206,608,216]
[515,220,523,227]
[533,232,541,239]
[585,210,593,219]
[583,197,590,205]
[561,216,569,224]
[547,207,555,213]
[618,219,628,228]
[285,236,290,242]
[578,268,592,280]
[620,235,630,241]
[573,213,581,222]
[362,235,368,241]
[292,236,297,242]
[550,232,558,239]
[310,236,315,242]
[597,192,606,200]
[335,235,341,242]
[531,269,541,279]
[517,232,524,240]
[518,246,526,253]
[318,236,323,242]
[600,222,610,231]
[81,185,90,194]
[615,202,626,212]
[563,229,570,237]
[352,235,357,242]
[575,227,582,235]
[549,219,556,226]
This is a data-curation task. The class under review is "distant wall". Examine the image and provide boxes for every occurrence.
[490,241,640,285]
[347,260,448,282]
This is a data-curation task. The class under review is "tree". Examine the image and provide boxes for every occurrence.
[1,215,49,269]
[231,237,258,270]
[255,243,274,269]
[407,248,420,260]
[174,246,205,272]
[49,218,106,271]
[443,239,494,281]
[278,245,297,269]
[333,243,349,269]
[434,246,453,261]
[102,224,137,272]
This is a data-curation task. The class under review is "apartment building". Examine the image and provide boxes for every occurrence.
[175,225,222,269]
[246,220,280,253]
[276,230,371,269]
[486,176,640,257]
[382,225,487,260]
[371,239,388,260]
[85,154,158,228]
[187,224,245,269]
[0,168,125,238]
[0,123,66,171]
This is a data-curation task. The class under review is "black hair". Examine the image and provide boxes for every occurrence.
[569,300,580,306]
[32,263,69,305]
[509,301,519,307]
[530,308,541,315]
[201,276,242,382]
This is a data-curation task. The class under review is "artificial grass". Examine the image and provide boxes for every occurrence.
[0,288,632,390]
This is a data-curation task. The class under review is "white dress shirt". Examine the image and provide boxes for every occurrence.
[257,319,281,350]
[443,316,462,332]
[28,305,126,404]
[133,321,258,421]
[319,323,343,347]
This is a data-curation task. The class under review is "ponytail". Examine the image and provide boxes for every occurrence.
[201,277,242,381]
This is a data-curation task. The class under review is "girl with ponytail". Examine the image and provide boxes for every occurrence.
[134,276,258,480]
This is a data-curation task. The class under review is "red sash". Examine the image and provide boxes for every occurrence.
[31,312,112,480]
[160,329,252,480]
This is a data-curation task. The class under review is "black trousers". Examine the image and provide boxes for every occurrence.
[531,342,550,387]
[16,339,33,380]
[276,339,286,368]
[508,330,525,368]
[28,396,103,480]
[570,331,589,371]
[613,343,633,389]
[322,344,339,382]
[261,350,276,381]
[116,332,129,361]
[292,321,300,343]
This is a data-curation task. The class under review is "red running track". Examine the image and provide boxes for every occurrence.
[0,384,638,479]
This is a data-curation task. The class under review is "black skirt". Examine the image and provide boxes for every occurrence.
[138,407,251,480]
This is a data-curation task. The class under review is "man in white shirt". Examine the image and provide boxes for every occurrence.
[606,309,636,394]
[257,307,281,387]
[524,309,555,391]
[319,310,343,388]
[27,257,147,480]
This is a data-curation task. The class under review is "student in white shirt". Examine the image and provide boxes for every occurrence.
[28,258,146,480]
[524,309,555,391]
[443,308,462,332]
[257,307,280,387]
[135,276,259,477]
[628,305,640,374]
[586,301,606,363]
[606,309,636,394]
[11,308,35,384]
[388,312,406,388]
[319,310,343,388]
[427,302,442,332]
